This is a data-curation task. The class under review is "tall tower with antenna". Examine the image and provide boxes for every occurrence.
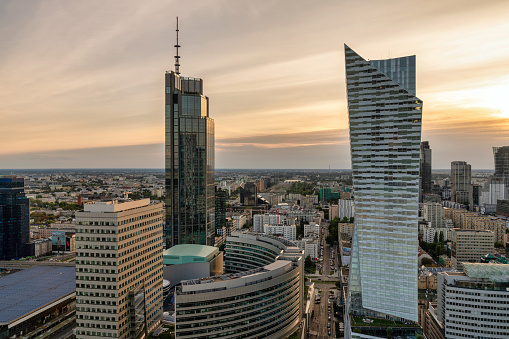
[164,18,215,248]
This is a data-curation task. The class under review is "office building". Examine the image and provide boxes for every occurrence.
[338,199,355,219]
[451,228,494,271]
[240,182,258,206]
[344,45,422,337]
[420,141,432,198]
[214,186,227,230]
[435,264,509,339]
[0,177,29,260]
[493,146,509,178]
[451,161,472,206]
[174,232,304,339]
[165,22,215,247]
[75,199,163,339]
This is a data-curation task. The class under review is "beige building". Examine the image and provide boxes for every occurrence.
[75,199,163,339]
[338,223,354,239]
[451,228,494,271]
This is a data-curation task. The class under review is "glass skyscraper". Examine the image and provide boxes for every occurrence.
[165,71,215,248]
[0,177,29,260]
[420,141,432,198]
[345,45,422,326]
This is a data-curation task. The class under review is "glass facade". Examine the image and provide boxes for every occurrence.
[0,177,29,260]
[345,45,421,322]
[420,141,432,197]
[165,72,215,248]
[493,146,509,179]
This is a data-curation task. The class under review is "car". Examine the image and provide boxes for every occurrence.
[327,323,331,328]
[328,315,331,321]
[328,329,331,336]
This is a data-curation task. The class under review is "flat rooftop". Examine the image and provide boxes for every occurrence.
[0,266,76,325]
[163,244,218,265]
[83,198,151,213]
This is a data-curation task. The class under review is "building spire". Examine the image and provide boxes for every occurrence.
[174,17,181,75]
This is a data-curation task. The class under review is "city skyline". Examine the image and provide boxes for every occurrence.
[1,0,509,169]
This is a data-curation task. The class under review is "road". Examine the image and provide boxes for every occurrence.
[308,221,343,338]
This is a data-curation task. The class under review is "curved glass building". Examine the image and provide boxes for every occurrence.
[174,232,304,339]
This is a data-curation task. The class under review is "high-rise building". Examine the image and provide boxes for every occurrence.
[75,199,163,339]
[451,161,472,206]
[214,186,226,231]
[165,20,215,247]
[0,177,29,260]
[344,45,422,336]
[493,146,509,178]
[240,182,258,206]
[420,141,432,200]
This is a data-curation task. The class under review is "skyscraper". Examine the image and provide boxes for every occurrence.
[75,199,163,338]
[420,141,432,199]
[493,146,509,177]
[344,45,422,333]
[451,161,472,206]
[0,177,29,260]
[165,19,215,247]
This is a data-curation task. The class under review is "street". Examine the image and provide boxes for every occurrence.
[308,221,344,339]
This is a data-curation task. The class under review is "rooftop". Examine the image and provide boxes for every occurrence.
[163,244,219,265]
[83,198,152,213]
[0,266,76,324]
[463,263,509,282]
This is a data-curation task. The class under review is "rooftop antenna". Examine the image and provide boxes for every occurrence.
[174,17,181,75]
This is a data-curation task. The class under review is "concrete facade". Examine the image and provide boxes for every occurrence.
[75,199,163,338]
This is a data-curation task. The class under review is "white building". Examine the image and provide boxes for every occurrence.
[304,222,320,237]
[338,199,355,219]
[263,224,296,241]
[232,214,247,230]
[422,226,452,243]
[437,264,509,339]
[253,213,296,233]
[293,238,318,260]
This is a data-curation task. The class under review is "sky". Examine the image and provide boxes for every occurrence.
[1,0,509,169]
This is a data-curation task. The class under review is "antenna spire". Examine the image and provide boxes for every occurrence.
[174,17,181,75]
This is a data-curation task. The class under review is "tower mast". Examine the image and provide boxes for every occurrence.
[174,17,181,75]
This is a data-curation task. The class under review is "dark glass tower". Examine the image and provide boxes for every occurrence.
[420,141,432,198]
[493,146,509,178]
[0,177,29,260]
[215,186,226,230]
[164,73,215,247]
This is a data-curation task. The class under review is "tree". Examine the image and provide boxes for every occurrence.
[305,255,313,267]
[340,216,348,223]
[421,257,433,266]
[439,231,444,243]
[326,234,335,246]
[386,327,393,339]
[433,232,438,244]
[349,217,354,223]
[495,241,505,248]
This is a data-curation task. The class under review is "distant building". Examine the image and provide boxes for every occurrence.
[303,222,320,237]
[240,182,258,206]
[493,146,509,178]
[436,264,509,339]
[263,224,296,241]
[75,199,163,338]
[214,186,227,230]
[0,177,29,260]
[451,228,494,271]
[420,141,432,199]
[451,161,472,206]
[320,187,340,201]
[338,199,355,219]
[293,237,319,260]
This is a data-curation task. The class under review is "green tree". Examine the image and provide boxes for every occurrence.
[433,232,438,244]
[439,231,444,243]
[326,234,335,246]
[421,257,433,266]
[349,217,354,223]
[340,216,348,223]
[386,327,393,339]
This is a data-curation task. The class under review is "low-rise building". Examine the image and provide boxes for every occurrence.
[451,228,495,271]
[435,264,509,339]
